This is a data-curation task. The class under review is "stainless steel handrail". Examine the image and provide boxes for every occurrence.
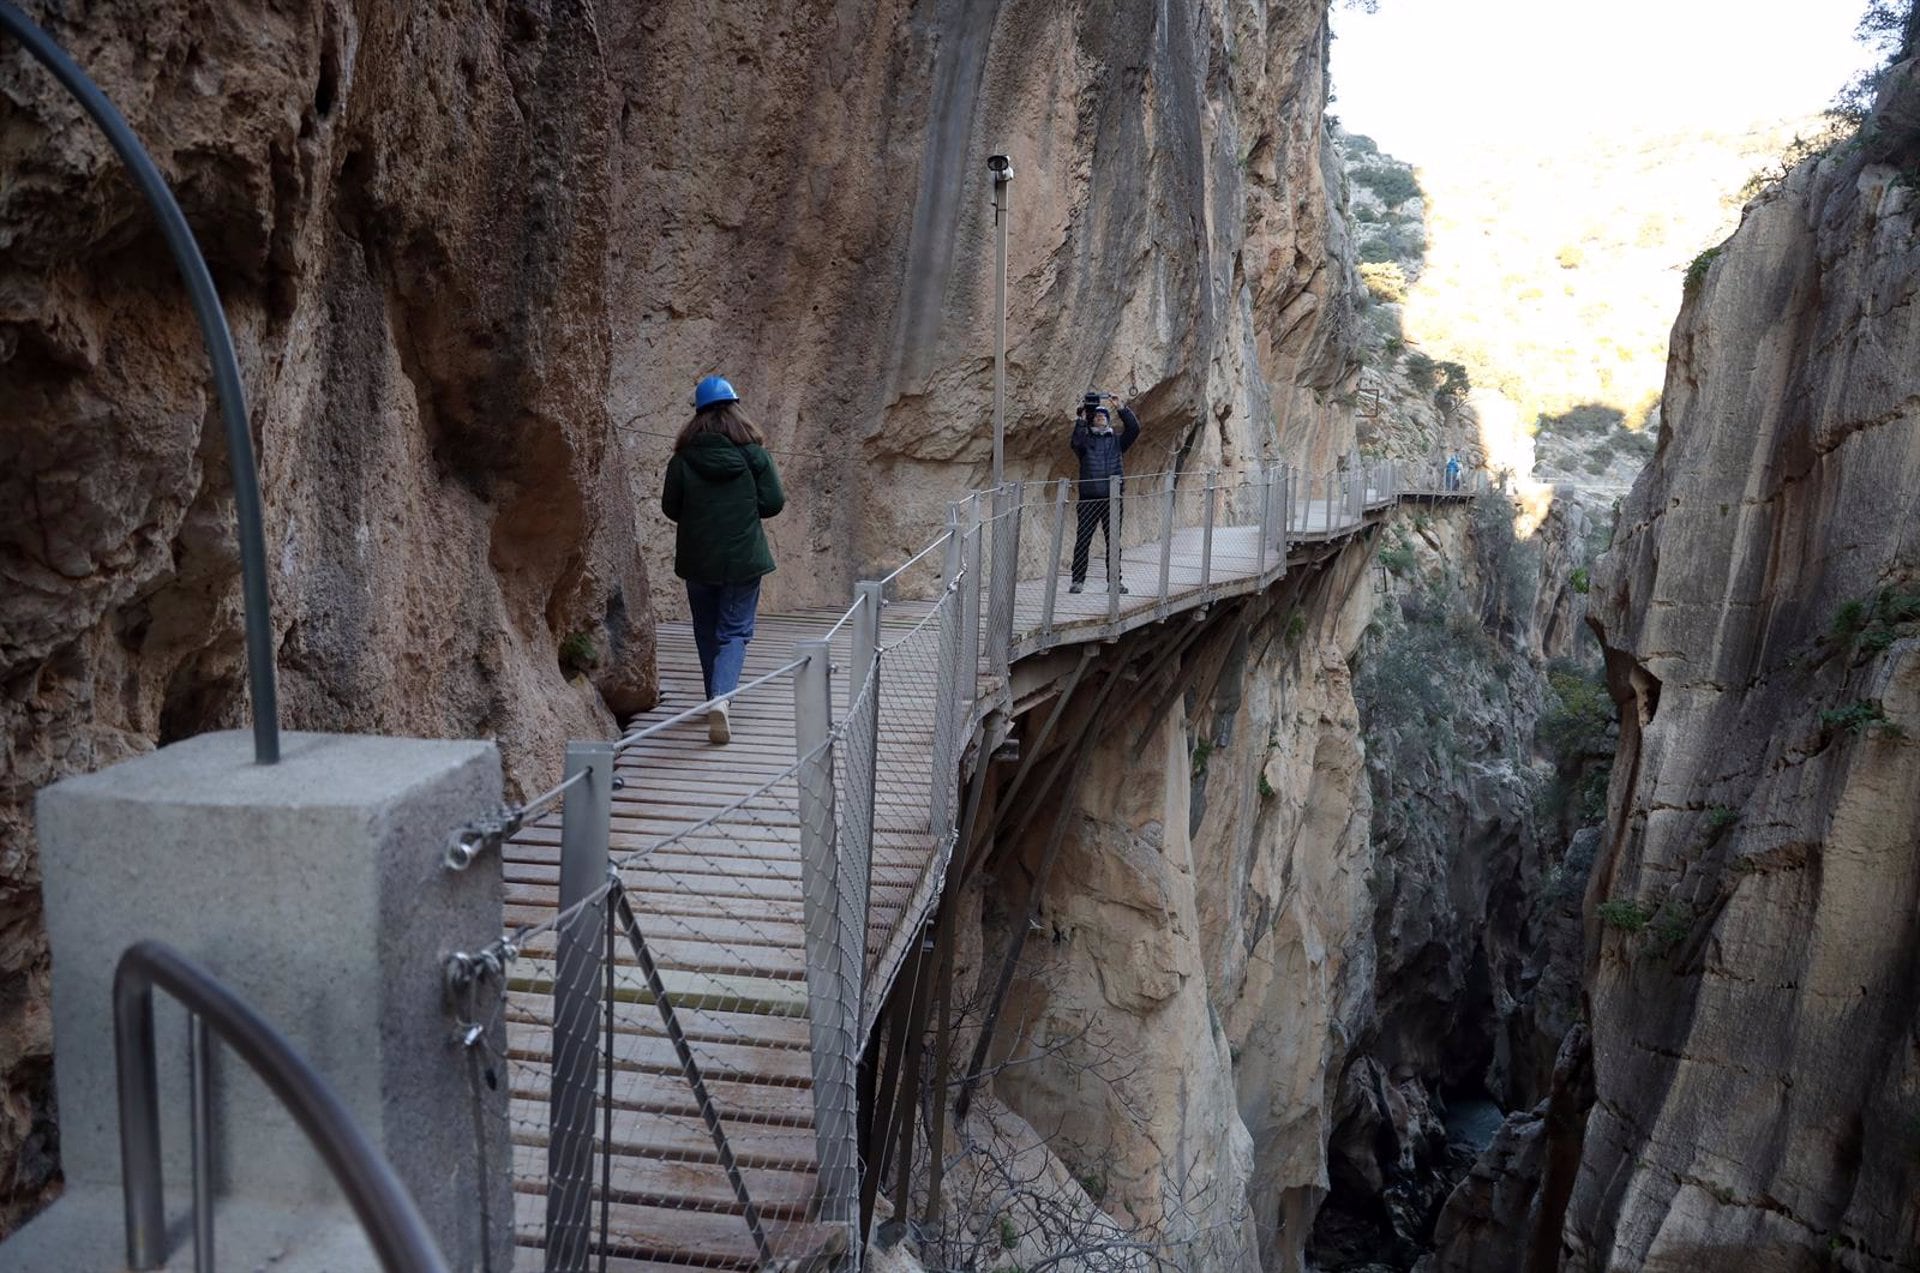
[114,941,449,1273]
[0,2,280,763]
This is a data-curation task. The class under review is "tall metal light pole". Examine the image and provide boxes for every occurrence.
[987,154,1013,488]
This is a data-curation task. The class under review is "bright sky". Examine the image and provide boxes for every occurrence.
[1332,0,1881,160]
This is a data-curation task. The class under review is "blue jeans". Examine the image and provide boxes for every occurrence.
[685,579,761,700]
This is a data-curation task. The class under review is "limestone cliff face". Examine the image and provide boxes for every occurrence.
[600,0,1359,610]
[0,0,653,1230]
[4,0,1368,1251]
[946,545,1378,1272]
[1572,62,1920,1270]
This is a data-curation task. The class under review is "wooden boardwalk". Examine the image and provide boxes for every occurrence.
[503,489,1467,1268]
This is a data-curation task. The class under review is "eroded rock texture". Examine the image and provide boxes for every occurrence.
[1571,61,1920,1271]
[600,0,1360,611]
[1,1,654,1230]
[945,545,1379,1272]
[1309,491,1599,1269]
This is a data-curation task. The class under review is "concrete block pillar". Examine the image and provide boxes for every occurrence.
[0,730,510,1272]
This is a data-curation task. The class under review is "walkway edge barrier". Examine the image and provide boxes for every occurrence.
[545,741,613,1272]
[792,640,859,1234]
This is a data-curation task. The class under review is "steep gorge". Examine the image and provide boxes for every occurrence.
[1,0,1367,1244]
[1563,54,1920,1271]
[8,2,1908,1270]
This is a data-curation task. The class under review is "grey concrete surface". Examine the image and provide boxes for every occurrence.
[10,730,511,1272]
[0,1186,376,1271]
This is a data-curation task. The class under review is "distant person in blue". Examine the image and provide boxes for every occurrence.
[1069,391,1141,594]
[661,376,786,744]
[1445,453,1462,491]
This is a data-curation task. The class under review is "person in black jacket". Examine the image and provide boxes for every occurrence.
[661,375,786,744]
[1069,391,1141,593]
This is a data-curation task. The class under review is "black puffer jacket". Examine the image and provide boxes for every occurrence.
[1070,407,1140,497]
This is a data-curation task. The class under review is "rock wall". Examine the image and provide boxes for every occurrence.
[1309,490,1601,1269]
[939,543,1379,1272]
[4,0,1372,1249]
[599,0,1359,613]
[0,0,654,1232]
[1571,60,1920,1270]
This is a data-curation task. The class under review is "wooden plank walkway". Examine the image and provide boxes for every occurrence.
[503,490,1470,1268]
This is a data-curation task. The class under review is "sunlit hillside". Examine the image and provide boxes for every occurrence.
[1397,119,1821,428]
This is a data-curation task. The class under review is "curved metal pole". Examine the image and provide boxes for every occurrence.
[114,941,448,1272]
[1,2,280,763]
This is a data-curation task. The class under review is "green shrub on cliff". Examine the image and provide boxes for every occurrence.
[1540,669,1614,764]
[1359,261,1409,304]
[1597,898,1652,932]
[1821,699,1903,737]
[1379,542,1416,575]
[1352,164,1421,210]
[1684,245,1723,294]
[1833,585,1920,654]
[558,631,599,675]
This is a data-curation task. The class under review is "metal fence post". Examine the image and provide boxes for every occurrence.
[847,582,882,1019]
[1156,469,1176,619]
[1279,464,1293,545]
[793,640,858,1230]
[1200,470,1216,595]
[988,482,1020,681]
[189,1013,213,1273]
[850,581,882,705]
[1257,464,1273,576]
[960,496,983,699]
[1274,465,1288,579]
[1042,478,1068,640]
[932,511,963,838]
[1106,473,1123,624]
[547,740,614,1273]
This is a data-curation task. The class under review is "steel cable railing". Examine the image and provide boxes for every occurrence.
[437,445,1478,1269]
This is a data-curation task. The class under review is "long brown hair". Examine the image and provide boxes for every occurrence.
[675,402,765,451]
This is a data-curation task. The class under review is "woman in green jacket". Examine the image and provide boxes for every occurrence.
[661,376,786,743]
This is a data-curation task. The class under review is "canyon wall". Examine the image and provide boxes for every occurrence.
[0,0,654,1231]
[599,0,1359,613]
[939,542,1378,1272]
[1568,59,1920,1271]
[3,0,1374,1249]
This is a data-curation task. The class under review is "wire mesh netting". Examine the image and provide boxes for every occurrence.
[461,724,865,1270]
[862,587,959,1043]
[441,448,1481,1270]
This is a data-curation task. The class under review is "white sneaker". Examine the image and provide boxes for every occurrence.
[708,701,731,744]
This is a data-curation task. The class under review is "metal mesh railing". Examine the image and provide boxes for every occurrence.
[439,446,1479,1270]
[863,587,961,1040]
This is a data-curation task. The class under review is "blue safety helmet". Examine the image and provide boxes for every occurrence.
[693,375,740,411]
